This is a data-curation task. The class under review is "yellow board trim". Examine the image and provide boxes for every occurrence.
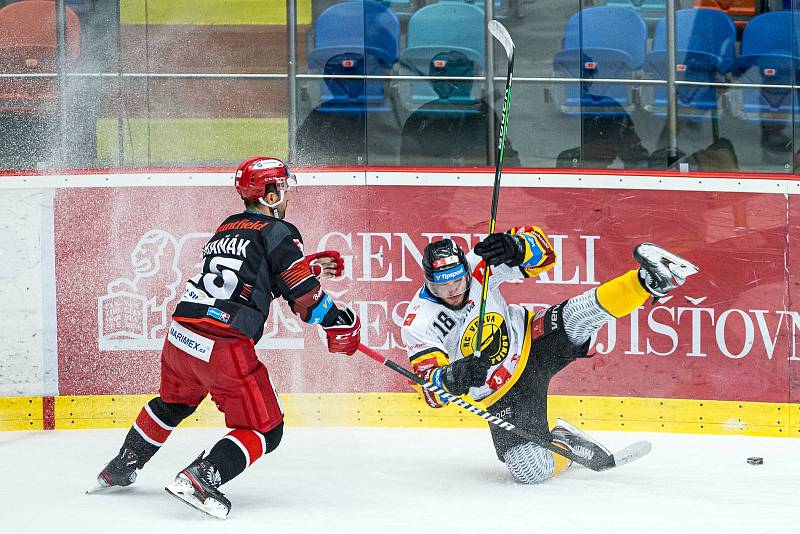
[96,118,288,165]
[0,397,43,431]
[2,393,798,437]
[120,0,312,26]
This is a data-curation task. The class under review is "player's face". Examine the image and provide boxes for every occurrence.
[430,276,468,306]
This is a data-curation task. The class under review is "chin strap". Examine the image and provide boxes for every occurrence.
[257,192,285,219]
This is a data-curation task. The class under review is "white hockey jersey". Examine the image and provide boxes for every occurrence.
[401,226,556,407]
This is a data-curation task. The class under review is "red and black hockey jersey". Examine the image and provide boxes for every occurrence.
[173,211,339,342]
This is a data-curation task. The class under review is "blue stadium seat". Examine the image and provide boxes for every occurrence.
[732,11,800,122]
[399,2,484,110]
[644,8,735,117]
[552,6,647,115]
[606,0,666,29]
[307,0,400,113]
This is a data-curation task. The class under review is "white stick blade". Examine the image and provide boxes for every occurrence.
[488,20,514,60]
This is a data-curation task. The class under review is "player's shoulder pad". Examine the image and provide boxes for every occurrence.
[402,289,445,333]
[465,250,491,284]
[263,218,303,247]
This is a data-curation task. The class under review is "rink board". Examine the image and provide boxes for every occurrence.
[2,392,799,437]
[2,168,800,435]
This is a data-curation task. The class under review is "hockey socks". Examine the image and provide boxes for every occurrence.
[205,423,284,484]
[125,398,196,467]
[595,269,649,318]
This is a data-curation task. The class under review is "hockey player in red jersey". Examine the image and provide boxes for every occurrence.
[401,230,698,484]
[94,157,361,519]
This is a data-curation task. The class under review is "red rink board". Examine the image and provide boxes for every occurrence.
[54,184,800,403]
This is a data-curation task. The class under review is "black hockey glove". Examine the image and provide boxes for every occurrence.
[474,233,525,267]
[440,356,491,396]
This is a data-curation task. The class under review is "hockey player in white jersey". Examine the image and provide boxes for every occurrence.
[401,228,698,483]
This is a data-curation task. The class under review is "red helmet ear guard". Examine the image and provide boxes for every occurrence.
[234,157,296,202]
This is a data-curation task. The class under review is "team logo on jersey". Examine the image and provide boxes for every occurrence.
[460,312,510,365]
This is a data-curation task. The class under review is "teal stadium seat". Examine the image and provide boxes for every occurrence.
[400,2,485,111]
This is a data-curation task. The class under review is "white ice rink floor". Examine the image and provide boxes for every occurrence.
[2,427,797,533]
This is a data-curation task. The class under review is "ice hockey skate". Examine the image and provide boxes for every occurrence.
[165,453,231,520]
[551,419,611,462]
[634,243,699,298]
[89,448,138,493]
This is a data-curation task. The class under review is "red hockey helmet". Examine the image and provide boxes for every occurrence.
[234,157,297,202]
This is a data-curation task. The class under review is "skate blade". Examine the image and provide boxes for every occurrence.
[86,474,124,495]
[86,484,115,495]
[636,243,699,279]
[554,418,612,456]
[165,478,228,520]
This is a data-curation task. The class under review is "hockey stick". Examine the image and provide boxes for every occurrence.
[474,21,515,364]
[357,344,651,472]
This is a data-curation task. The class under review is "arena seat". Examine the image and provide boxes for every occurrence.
[438,0,514,20]
[644,8,735,118]
[694,0,758,30]
[732,11,800,122]
[307,0,400,114]
[605,0,666,29]
[552,6,647,115]
[0,0,80,114]
[399,2,484,110]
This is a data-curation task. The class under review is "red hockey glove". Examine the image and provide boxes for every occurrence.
[323,306,360,356]
[305,250,344,280]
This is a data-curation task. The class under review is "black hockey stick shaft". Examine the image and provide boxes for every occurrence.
[357,344,615,472]
[474,21,515,363]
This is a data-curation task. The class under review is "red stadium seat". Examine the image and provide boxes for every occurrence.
[0,1,80,114]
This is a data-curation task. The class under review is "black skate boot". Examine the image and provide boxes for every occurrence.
[551,419,611,462]
[633,243,699,299]
[97,448,139,488]
[165,452,231,520]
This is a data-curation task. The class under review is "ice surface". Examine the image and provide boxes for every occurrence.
[2,427,797,533]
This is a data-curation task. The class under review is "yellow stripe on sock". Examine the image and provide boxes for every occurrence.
[595,269,650,318]
[550,445,572,477]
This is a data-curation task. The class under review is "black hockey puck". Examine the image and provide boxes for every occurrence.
[747,456,763,465]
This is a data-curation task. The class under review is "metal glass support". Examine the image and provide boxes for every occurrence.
[666,0,678,161]
[56,0,68,167]
[485,0,496,166]
[287,0,298,164]
[115,1,125,167]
